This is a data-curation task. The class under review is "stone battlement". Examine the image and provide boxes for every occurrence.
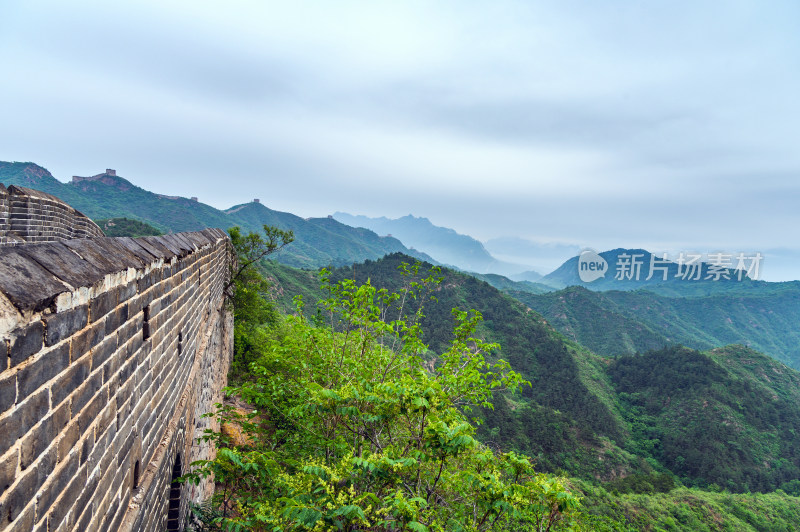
[0,184,104,246]
[0,228,233,531]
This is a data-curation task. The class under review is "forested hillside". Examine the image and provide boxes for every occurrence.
[609,345,800,493]
[259,253,800,497]
[512,284,800,368]
[95,217,163,237]
[5,160,800,528]
[239,250,800,530]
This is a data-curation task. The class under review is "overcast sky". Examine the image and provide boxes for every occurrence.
[1,1,799,279]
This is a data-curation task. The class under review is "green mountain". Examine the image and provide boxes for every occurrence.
[258,254,800,496]
[509,269,544,282]
[609,345,800,493]
[332,212,533,276]
[512,284,800,368]
[0,161,432,269]
[576,482,800,531]
[224,202,435,269]
[511,286,670,357]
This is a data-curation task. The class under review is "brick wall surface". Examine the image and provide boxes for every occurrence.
[0,185,104,246]
[0,228,233,532]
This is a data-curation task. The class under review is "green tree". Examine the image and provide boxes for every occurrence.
[226,225,294,372]
[187,262,586,531]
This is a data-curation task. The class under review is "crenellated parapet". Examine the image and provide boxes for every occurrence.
[0,184,104,246]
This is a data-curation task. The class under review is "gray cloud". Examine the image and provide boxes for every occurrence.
[0,0,799,279]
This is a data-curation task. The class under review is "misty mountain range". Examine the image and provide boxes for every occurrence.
[4,160,800,367]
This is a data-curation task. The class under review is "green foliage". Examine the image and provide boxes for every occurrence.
[324,254,634,480]
[573,480,800,531]
[255,255,800,500]
[94,217,164,237]
[255,254,647,481]
[603,472,675,495]
[198,251,800,530]
[187,263,587,531]
[608,346,800,493]
[226,225,294,374]
[515,284,800,368]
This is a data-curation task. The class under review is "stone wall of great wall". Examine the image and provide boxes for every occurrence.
[0,193,233,531]
[0,185,104,246]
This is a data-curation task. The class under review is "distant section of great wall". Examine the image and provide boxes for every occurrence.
[0,187,233,531]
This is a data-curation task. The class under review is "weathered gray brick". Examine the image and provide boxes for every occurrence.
[72,370,102,415]
[20,416,53,470]
[77,391,105,434]
[9,321,44,367]
[118,281,137,304]
[0,447,18,496]
[70,470,98,528]
[107,496,127,531]
[6,500,34,532]
[98,494,121,532]
[127,293,144,317]
[0,231,230,531]
[89,288,117,322]
[51,354,90,407]
[116,313,141,346]
[0,371,16,413]
[0,445,54,524]
[71,320,105,359]
[0,388,49,457]
[73,501,93,532]
[43,305,88,346]
[79,433,93,467]
[35,450,79,522]
[104,303,129,335]
[45,456,87,531]
[19,399,69,470]
[95,401,117,440]
[57,419,80,462]
[117,356,137,387]
[90,335,117,372]
[17,342,70,400]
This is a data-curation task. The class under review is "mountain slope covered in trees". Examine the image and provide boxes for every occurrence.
[610,345,800,493]
[512,284,800,368]
[259,253,800,497]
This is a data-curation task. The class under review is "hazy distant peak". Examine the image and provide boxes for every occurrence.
[332,211,530,276]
